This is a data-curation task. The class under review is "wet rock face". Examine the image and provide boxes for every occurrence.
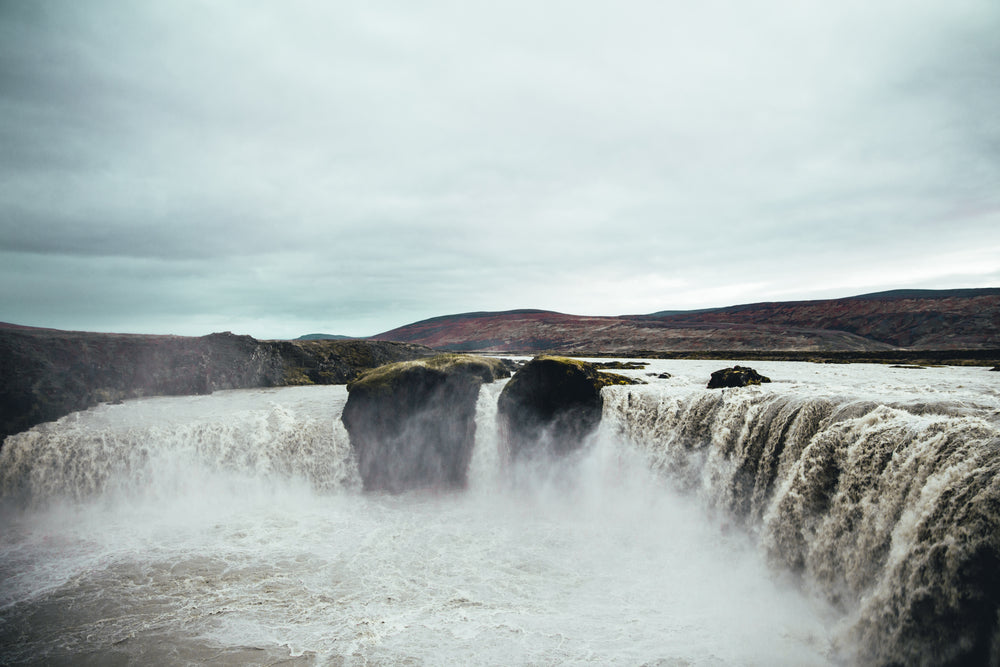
[497,356,638,461]
[0,329,286,444]
[341,354,508,492]
[707,365,771,389]
[0,325,436,445]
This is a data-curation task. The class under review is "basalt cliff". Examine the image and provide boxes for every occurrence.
[0,323,433,444]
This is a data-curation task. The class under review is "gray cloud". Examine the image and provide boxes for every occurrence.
[1,0,998,337]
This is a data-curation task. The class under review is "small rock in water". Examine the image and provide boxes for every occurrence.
[593,360,648,370]
[706,365,770,389]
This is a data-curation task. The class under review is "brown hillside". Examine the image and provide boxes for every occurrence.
[372,311,894,353]
[645,290,1000,349]
[371,289,1000,353]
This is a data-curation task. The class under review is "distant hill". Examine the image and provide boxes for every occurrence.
[635,288,1000,349]
[296,333,353,340]
[371,288,1000,353]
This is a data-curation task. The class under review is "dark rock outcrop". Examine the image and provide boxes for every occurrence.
[594,361,648,370]
[341,354,509,492]
[497,355,639,461]
[0,328,280,444]
[0,324,434,444]
[707,365,771,389]
[272,338,434,385]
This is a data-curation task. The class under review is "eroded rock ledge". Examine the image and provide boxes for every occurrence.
[341,354,510,492]
[497,355,640,461]
[0,325,434,444]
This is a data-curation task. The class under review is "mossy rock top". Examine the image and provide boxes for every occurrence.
[497,355,642,460]
[520,355,642,389]
[347,353,509,394]
[342,353,508,492]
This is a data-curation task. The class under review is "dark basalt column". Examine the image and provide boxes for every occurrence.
[497,355,638,461]
[341,354,508,492]
[0,324,436,446]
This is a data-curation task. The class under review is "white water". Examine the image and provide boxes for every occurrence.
[1,362,998,665]
[600,360,1000,665]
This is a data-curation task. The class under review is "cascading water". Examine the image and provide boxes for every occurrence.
[602,360,1000,666]
[1,361,996,665]
[0,386,361,504]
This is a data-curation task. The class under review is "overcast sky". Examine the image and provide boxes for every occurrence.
[2,1,998,338]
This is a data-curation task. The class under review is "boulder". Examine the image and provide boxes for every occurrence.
[497,355,639,461]
[707,365,771,389]
[341,354,509,492]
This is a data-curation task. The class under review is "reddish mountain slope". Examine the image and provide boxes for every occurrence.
[373,310,895,353]
[372,289,1000,353]
[642,289,1000,349]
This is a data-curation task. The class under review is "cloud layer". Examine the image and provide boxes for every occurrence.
[2,0,999,337]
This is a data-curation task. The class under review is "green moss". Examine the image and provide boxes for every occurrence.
[348,353,508,393]
[283,367,315,386]
[594,371,640,387]
[532,355,643,388]
[535,354,590,370]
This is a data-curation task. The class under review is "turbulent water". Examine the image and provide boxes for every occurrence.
[1,361,998,665]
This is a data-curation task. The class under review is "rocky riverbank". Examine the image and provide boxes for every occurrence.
[0,324,433,444]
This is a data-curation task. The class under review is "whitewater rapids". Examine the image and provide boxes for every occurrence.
[1,360,998,665]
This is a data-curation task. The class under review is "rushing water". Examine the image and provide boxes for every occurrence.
[1,361,998,665]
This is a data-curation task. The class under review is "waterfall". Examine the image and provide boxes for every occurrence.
[467,378,506,490]
[603,382,1000,666]
[0,387,361,507]
[2,364,998,665]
